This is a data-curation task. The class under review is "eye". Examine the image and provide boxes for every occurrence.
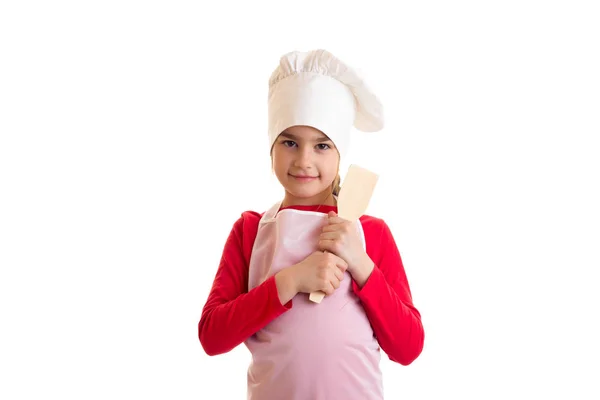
[282,140,297,147]
[316,143,331,150]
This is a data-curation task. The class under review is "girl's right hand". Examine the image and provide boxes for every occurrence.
[290,251,349,296]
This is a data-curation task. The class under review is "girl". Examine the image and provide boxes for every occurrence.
[198,49,424,400]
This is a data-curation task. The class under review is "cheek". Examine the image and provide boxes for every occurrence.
[272,154,290,177]
[272,159,284,175]
[323,155,339,178]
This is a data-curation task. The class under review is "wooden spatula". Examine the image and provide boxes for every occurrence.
[309,164,379,303]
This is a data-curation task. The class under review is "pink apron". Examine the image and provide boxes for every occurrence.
[245,201,384,400]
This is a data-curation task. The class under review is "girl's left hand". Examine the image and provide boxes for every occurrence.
[319,211,369,274]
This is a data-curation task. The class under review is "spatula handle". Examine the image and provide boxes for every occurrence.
[309,291,326,303]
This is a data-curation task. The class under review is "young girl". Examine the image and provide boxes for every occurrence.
[198,49,424,399]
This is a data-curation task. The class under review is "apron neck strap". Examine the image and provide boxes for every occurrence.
[260,200,282,224]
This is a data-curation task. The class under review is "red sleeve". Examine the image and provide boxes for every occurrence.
[352,218,425,365]
[198,212,292,356]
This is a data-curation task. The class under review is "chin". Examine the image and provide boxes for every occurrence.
[287,184,331,199]
[288,189,321,199]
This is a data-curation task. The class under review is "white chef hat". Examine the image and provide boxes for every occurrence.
[267,49,384,160]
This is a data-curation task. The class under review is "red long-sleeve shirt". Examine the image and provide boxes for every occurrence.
[198,204,424,365]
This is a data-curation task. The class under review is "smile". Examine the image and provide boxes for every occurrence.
[290,174,318,182]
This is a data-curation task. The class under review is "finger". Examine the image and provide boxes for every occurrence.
[323,281,335,295]
[319,239,337,253]
[328,213,349,224]
[322,220,347,232]
[331,276,340,289]
[335,257,349,272]
[334,267,344,282]
[324,250,346,265]
[319,231,339,241]
[327,217,347,226]
[321,224,337,233]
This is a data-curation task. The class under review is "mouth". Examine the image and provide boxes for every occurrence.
[290,174,318,182]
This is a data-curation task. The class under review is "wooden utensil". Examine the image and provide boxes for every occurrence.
[309,164,379,303]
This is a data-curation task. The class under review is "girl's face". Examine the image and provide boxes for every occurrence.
[271,125,339,207]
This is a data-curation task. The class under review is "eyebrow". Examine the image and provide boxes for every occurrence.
[279,132,331,142]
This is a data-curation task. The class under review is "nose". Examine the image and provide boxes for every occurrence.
[293,145,313,169]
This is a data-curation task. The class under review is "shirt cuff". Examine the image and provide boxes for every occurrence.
[266,275,293,312]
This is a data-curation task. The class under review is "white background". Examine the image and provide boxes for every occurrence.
[1,1,599,399]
